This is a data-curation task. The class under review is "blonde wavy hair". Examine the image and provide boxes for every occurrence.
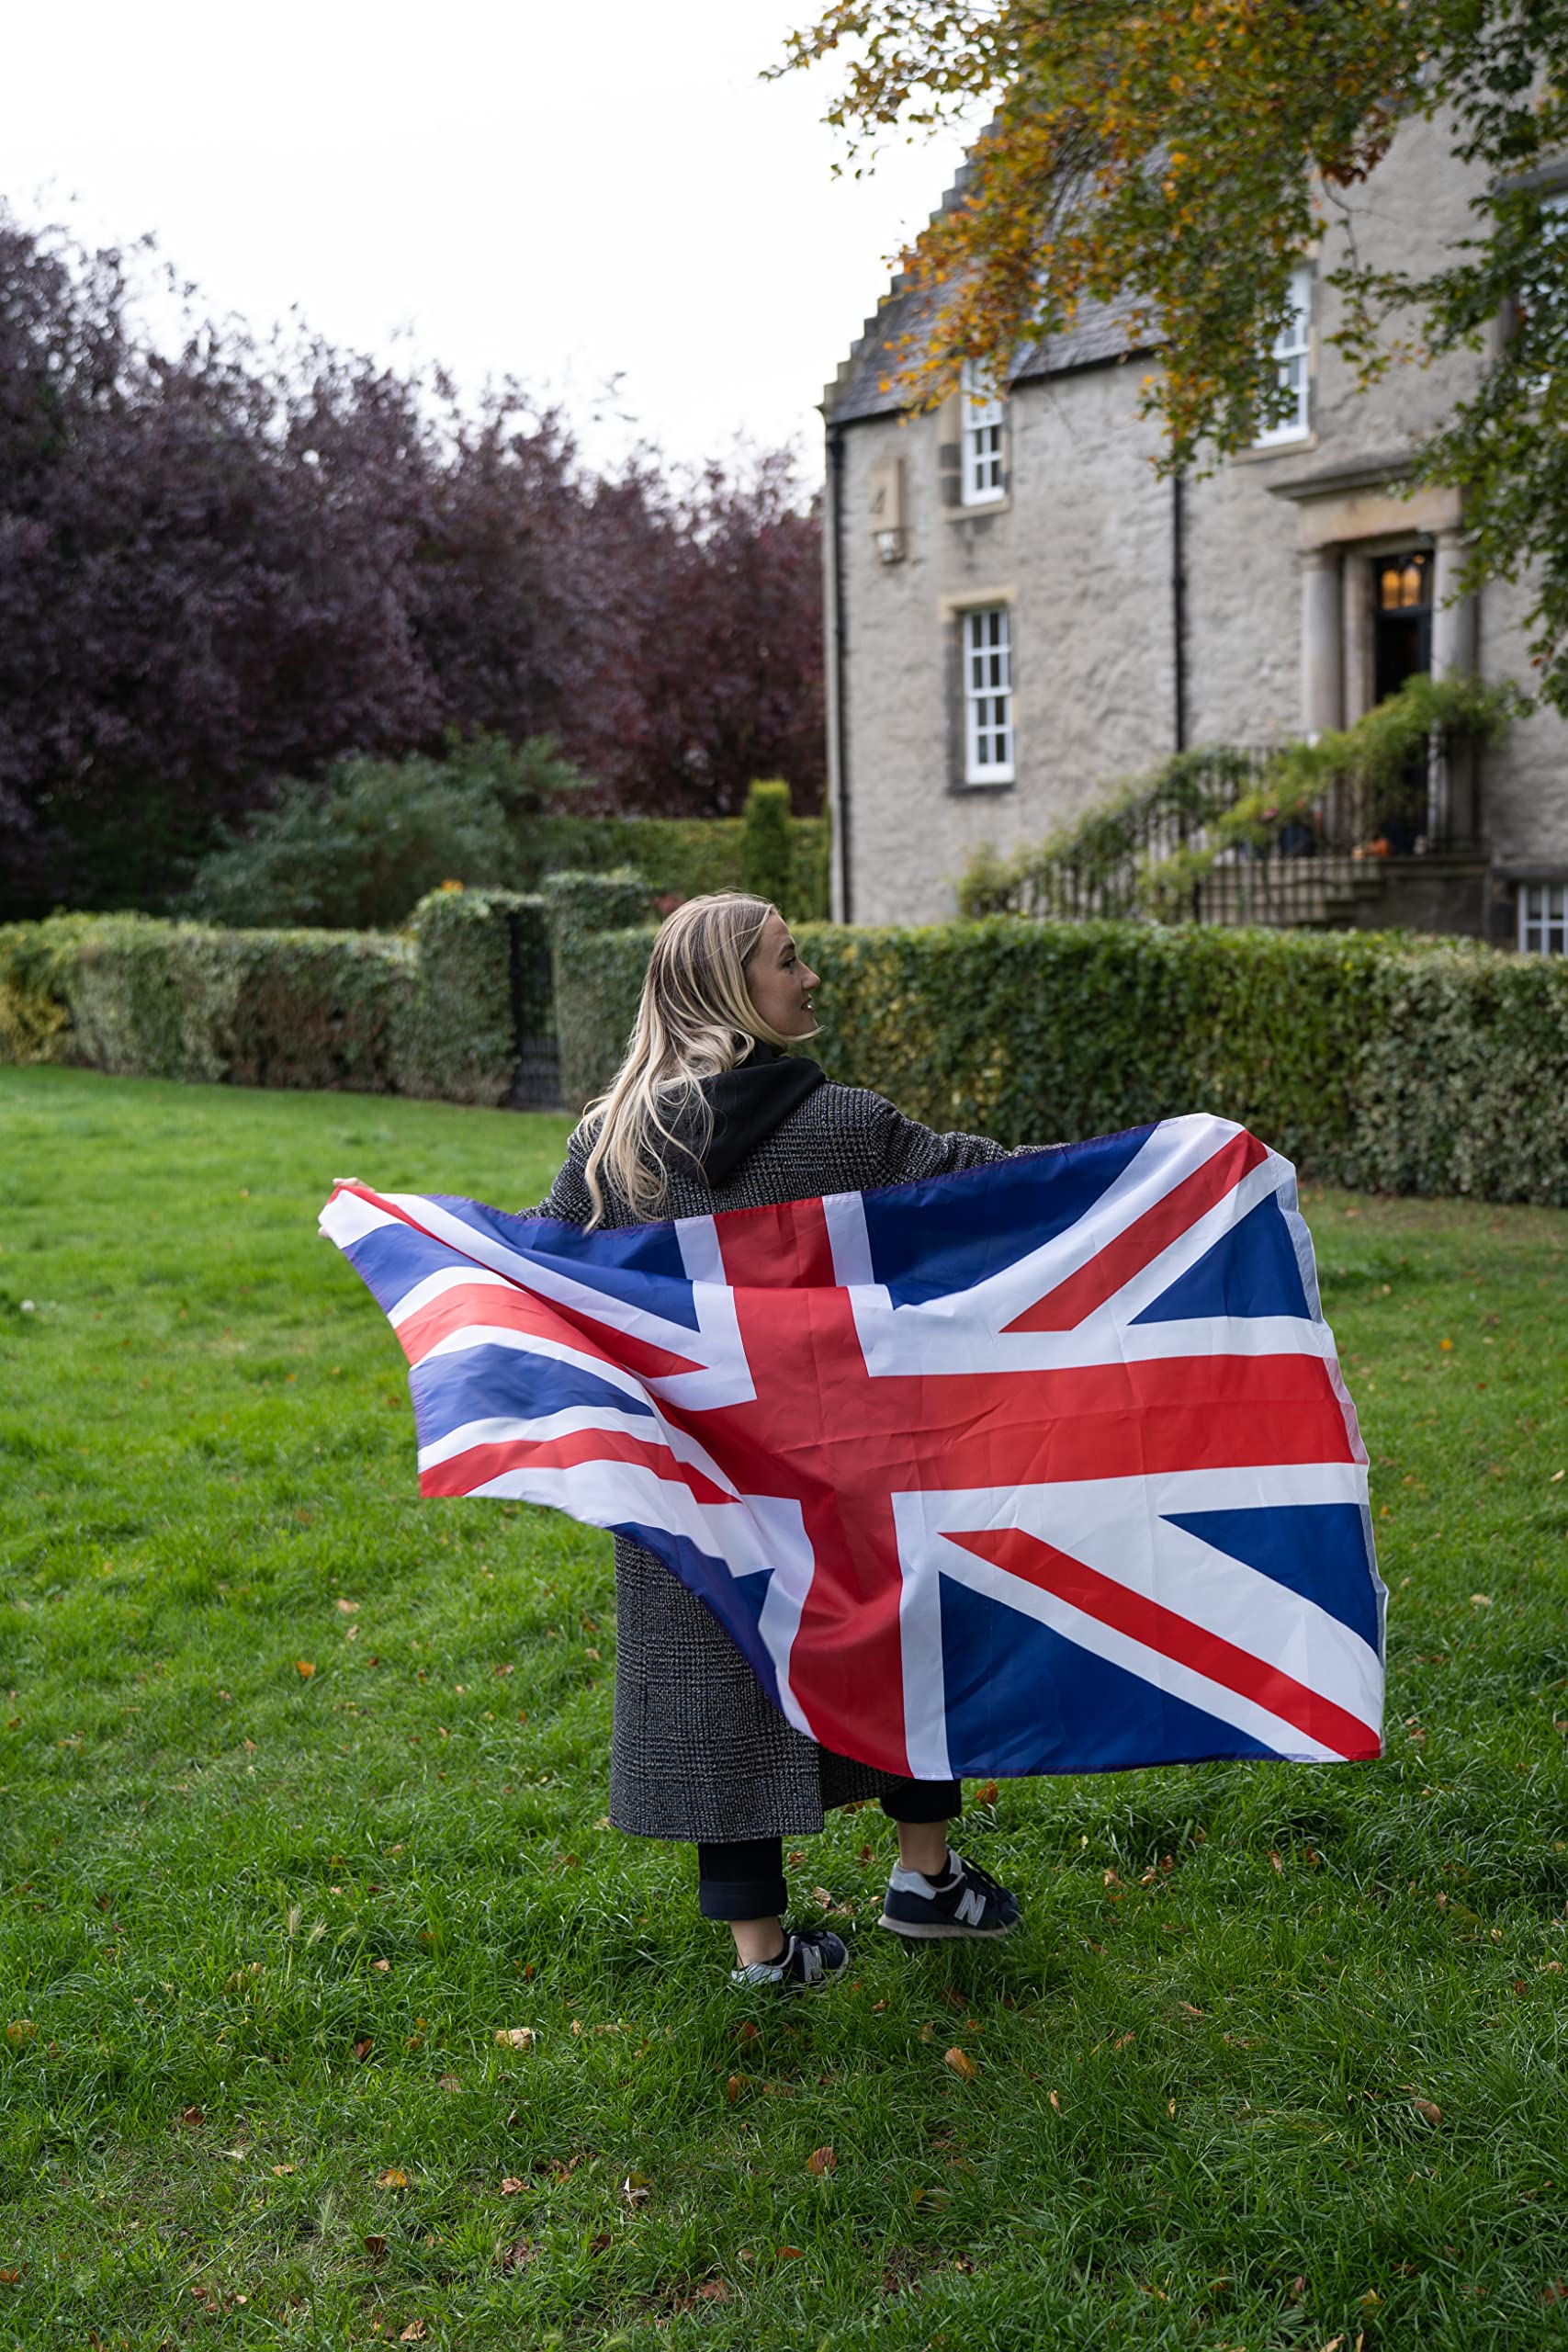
[581,892,811,1227]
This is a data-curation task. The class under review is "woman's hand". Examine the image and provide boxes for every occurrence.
[332,1174,364,1190]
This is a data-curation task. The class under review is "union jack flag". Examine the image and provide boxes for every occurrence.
[320,1114,1384,1779]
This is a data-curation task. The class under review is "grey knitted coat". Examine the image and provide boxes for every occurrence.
[523,1080,1009,1842]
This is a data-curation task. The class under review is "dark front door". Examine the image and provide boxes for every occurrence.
[1371,550,1433,851]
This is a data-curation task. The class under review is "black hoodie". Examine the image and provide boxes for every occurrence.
[672,1041,827,1189]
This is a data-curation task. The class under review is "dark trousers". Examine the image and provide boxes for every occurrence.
[696,1779,962,1920]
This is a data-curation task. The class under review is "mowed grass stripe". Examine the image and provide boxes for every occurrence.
[0,1063,1565,2350]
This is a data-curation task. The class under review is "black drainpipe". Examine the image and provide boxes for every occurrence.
[828,419,853,922]
[1171,469,1189,752]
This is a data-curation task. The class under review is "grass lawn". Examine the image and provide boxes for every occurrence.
[2,1063,1567,2352]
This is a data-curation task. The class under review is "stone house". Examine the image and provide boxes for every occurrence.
[820,113,1568,948]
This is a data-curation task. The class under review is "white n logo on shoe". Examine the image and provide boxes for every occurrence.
[954,1884,987,1928]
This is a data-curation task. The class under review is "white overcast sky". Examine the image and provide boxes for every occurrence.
[2,0,978,483]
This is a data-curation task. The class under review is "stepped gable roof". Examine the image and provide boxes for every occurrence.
[822,154,1151,425]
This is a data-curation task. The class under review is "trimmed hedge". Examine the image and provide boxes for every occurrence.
[548,916,1568,1204]
[0,888,554,1106]
[529,812,829,921]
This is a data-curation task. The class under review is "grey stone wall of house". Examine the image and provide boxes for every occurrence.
[825,109,1568,937]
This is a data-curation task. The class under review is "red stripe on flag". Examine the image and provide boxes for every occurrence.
[397,1282,701,1382]
[419,1428,734,1506]
[1004,1130,1269,1333]
[947,1526,1380,1759]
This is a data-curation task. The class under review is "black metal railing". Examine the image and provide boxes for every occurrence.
[964,729,1473,931]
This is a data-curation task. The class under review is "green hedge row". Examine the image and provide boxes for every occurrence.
[529,810,829,920]
[0,888,555,1107]
[552,917,1568,1204]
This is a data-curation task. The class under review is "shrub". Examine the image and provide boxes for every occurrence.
[740,779,796,912]
[182,763,832,933]
[183,734,583,931]
[542,871,656,1110]
[0,890,548,1105]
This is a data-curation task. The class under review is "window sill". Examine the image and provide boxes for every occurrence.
[950,776,1017,795]
[949,494,1012,521]
[1231,431,1318,469]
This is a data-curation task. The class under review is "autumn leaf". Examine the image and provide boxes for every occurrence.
[438,2072,460,2092]
[1269,1849,1283,1872]
[400,2324,427,2344]
[271,2163,295,2177]
[353,2037,374,2063]
[499,2239,536,2273]
[944,2045,977,2081]
[364,2235,387,2264]
[725,2074,743,2102]
[0,2269,24,2286]
[807,2145,837,2174]
[622,2170,653,2208]
[734,2020,761,2047]
[4,2021,37,2048]
[500,2177,526,2195]
[377,2167,409,2188]
[1048,2089,1062,2113]
[335,1598,359,1614]
[180,2107,205,2128]
[495,2026,536,2050]
[975,1780,998,1807]
[1412,2098,1442,2126]
[776,2245,805,2261]
[697,2279,729,2301]
[295,1659,316,1679]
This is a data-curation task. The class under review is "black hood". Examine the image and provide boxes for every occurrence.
[671,1042,826,1189]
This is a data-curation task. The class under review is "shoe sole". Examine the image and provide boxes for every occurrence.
[877,1911,1020,1940]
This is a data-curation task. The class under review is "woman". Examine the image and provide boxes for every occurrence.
[527,891,1021,1991]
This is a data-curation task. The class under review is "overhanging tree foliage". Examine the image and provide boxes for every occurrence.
[779,0,1568,705]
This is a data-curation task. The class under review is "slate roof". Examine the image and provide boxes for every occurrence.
[822,155,1153,424]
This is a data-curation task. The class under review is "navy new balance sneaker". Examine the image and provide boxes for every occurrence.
[879,1850,1021,1940]
[728,1924,850,1991]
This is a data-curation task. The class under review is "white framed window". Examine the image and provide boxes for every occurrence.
[960,359,1007,505]
[1517,881,1568,952]
[1255,264,1313,446]
[963,605,1014,783]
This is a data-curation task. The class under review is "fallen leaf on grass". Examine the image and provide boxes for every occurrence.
[1048,2090,1062,2113]
[944,2046,976,2082]
[180,2107,205,2128]
[371,1959,390,1973]
[1412,2098,1442,2126]
[4,2022,37,2048]
[354,2038,374,2063]
[271,2163,295,2177]
[498,2239,535,2274]
[0,2270,23,2286]
[1543,2278,1567,2304]
[697,2280,729,2301]
[623,2170,653,2208]
[295,1660,316,1679]
[807,2145,837,2175]
[1269,1849,1283,1872]
[776,2245,804,2261]
[438,2072,460,2093]
[725,2074,742,2103]
[377,2168,409,2188]
[733,2020,760,2048]
[975,1780,998,1807]
[495,2027,536,2050]
[364,2235,387,2264]
[336,1599,359,1614]
[500,2177,526,2195]
[400,2324,427,2344]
